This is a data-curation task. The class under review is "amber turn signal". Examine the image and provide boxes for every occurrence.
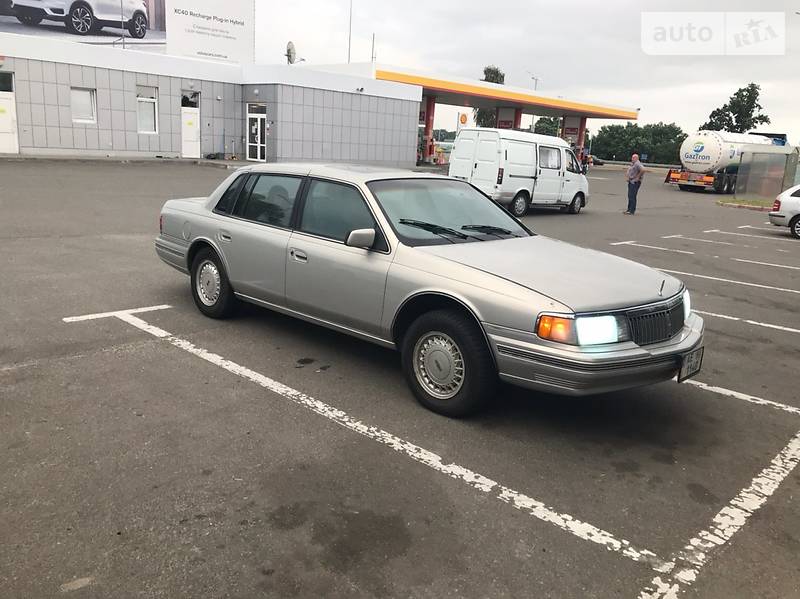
[536,315,575,343]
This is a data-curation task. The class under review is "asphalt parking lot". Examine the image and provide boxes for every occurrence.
[2,159,798,599]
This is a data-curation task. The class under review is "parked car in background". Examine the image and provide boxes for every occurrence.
[449,128,589,217]
[11,0,148,37]
[156,164,704,417]
[590,155,605,166]
[769,183,800,238]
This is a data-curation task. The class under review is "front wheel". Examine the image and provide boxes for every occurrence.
[66,4,94,35]
[128,12,147,38]
[509,192,529,218]
[568,194,583,214]
[190,248,237,318]
[401,309,496,417]
[789,216,800,240]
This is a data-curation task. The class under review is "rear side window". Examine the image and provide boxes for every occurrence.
[234,174,302,228]
[214,174,247,214]
[792,188,800,197]
[300,180,376,242]
[539,146,562,170]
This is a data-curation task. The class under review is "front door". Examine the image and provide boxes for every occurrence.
[181,107,200,158]
[0,73,19,155]
[246,103,267,162]
[535,145,563,203]
[286,178,392,336]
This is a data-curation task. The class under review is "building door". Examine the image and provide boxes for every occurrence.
[180,91,200,159]
[246,103,267,162]
[0,72,18,154]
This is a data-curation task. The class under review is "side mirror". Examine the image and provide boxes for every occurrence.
[345,228,376,249]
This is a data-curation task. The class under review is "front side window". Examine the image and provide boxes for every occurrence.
[233,174,301,227]
[367,179,531,247]
[566,150,581,173]
[300,180,376,242]
[71,88,96,123]
[136,85,158,134]
[539,146,562,170]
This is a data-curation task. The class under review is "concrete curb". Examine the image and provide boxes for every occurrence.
[716,200,772,212]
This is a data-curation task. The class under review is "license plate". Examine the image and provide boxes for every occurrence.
[678,347,704,382]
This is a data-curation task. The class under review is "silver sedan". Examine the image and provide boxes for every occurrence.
[156,164,704,416]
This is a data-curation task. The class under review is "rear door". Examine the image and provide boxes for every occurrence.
[470,130,500,195]
[448,130,478,181]
[534,145,563,203]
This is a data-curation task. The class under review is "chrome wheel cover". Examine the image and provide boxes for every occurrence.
[196,260,221,307]
[412,332,465,400]
[512,196,526,215]
[71,7,91,33]
[133,14,146,36]
[793,219,800,237]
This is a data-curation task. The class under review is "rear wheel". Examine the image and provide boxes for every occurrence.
[66,3,94,35]
[190,248,237,318]
[509,192,529,218]
[401,309,496,417]
[568,193,583,214]
[790,216,800,240]
[128,12,147,38]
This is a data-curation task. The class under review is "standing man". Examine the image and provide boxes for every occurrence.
[624,153,645,215]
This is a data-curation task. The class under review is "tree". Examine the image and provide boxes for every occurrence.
[533,116,560,136]
[700,83,771,133]
[473,65,505,127]
[591,122,687,164]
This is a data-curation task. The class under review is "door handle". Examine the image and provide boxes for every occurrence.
[290,248,308,263]
[219,230,232,242]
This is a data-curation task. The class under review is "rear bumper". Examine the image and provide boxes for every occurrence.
[155,236,189,274]
[487,312,705,396]
[768,212,787,226]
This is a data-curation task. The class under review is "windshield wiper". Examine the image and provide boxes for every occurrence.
[461,224,521,238]
[399,219,472,242]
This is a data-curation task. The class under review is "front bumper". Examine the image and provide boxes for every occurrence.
[768,212,787,227]
[487,312,704,396]
[11,1,66,17]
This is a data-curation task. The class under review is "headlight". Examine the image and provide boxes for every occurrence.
[682,289,691,322]
[536,313,630,346]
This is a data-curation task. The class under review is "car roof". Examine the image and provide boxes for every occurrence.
[456,127,571,147]
[236,162,450,184]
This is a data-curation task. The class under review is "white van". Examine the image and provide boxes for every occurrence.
[448,128,589,217]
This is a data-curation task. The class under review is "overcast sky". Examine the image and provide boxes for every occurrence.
[256,0,799,140]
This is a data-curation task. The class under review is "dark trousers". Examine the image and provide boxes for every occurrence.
[627,181,641,213]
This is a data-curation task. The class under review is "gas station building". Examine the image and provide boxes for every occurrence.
[0,32,637,164]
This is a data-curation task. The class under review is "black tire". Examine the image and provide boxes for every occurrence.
[400,309,496,417]
[128,12,147,39]
[568,193,583,214]
[65,3,94,35]
[190,248,237,318]
[15,13,43,26]
[509,192,530,218]
[89,21,103,33]
[789,216,800,240]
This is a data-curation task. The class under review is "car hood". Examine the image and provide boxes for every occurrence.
[416,236,683,312]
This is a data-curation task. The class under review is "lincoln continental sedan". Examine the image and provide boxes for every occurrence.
[155,164,705,417]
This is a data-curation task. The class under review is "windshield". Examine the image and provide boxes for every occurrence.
[366,178,532,246]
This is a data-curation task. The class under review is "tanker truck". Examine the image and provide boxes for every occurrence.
[666,130,776,193]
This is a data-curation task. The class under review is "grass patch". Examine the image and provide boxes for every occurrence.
[718,197,773,208]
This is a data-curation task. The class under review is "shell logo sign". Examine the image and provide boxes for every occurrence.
[459,113,468,125]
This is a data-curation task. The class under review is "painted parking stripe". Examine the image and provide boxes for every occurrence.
[738,225,776,231]
[695,310,800,336]
[63,306,670,572]
[685,378,800,417]
[732,258,800,271]
[639,430,800,598]
[609,241,694,255]
[659,270,800,295]
[661,234,749,248]
[703,229,794,243]
[62,304,172,323]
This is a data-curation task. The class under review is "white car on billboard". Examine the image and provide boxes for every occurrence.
[11,0,148,38]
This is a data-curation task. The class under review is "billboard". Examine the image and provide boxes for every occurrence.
[165,0,254,63]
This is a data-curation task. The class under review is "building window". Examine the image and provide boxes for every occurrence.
[70,88,96,124]
[136,85,158,134]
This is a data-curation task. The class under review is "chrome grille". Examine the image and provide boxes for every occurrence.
[626,298,684,345]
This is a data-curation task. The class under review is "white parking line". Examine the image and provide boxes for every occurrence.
[659,270,800,295]
[732,258,800,271]
[703,229,794,243]
[685,379,800,417]
[639,430,800,598]
[62,304,172,323]
[738,225,776,232]
[63,306,670,573]
[608,241,694,254]
[695,310,800,336]
[661,234,749,248]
